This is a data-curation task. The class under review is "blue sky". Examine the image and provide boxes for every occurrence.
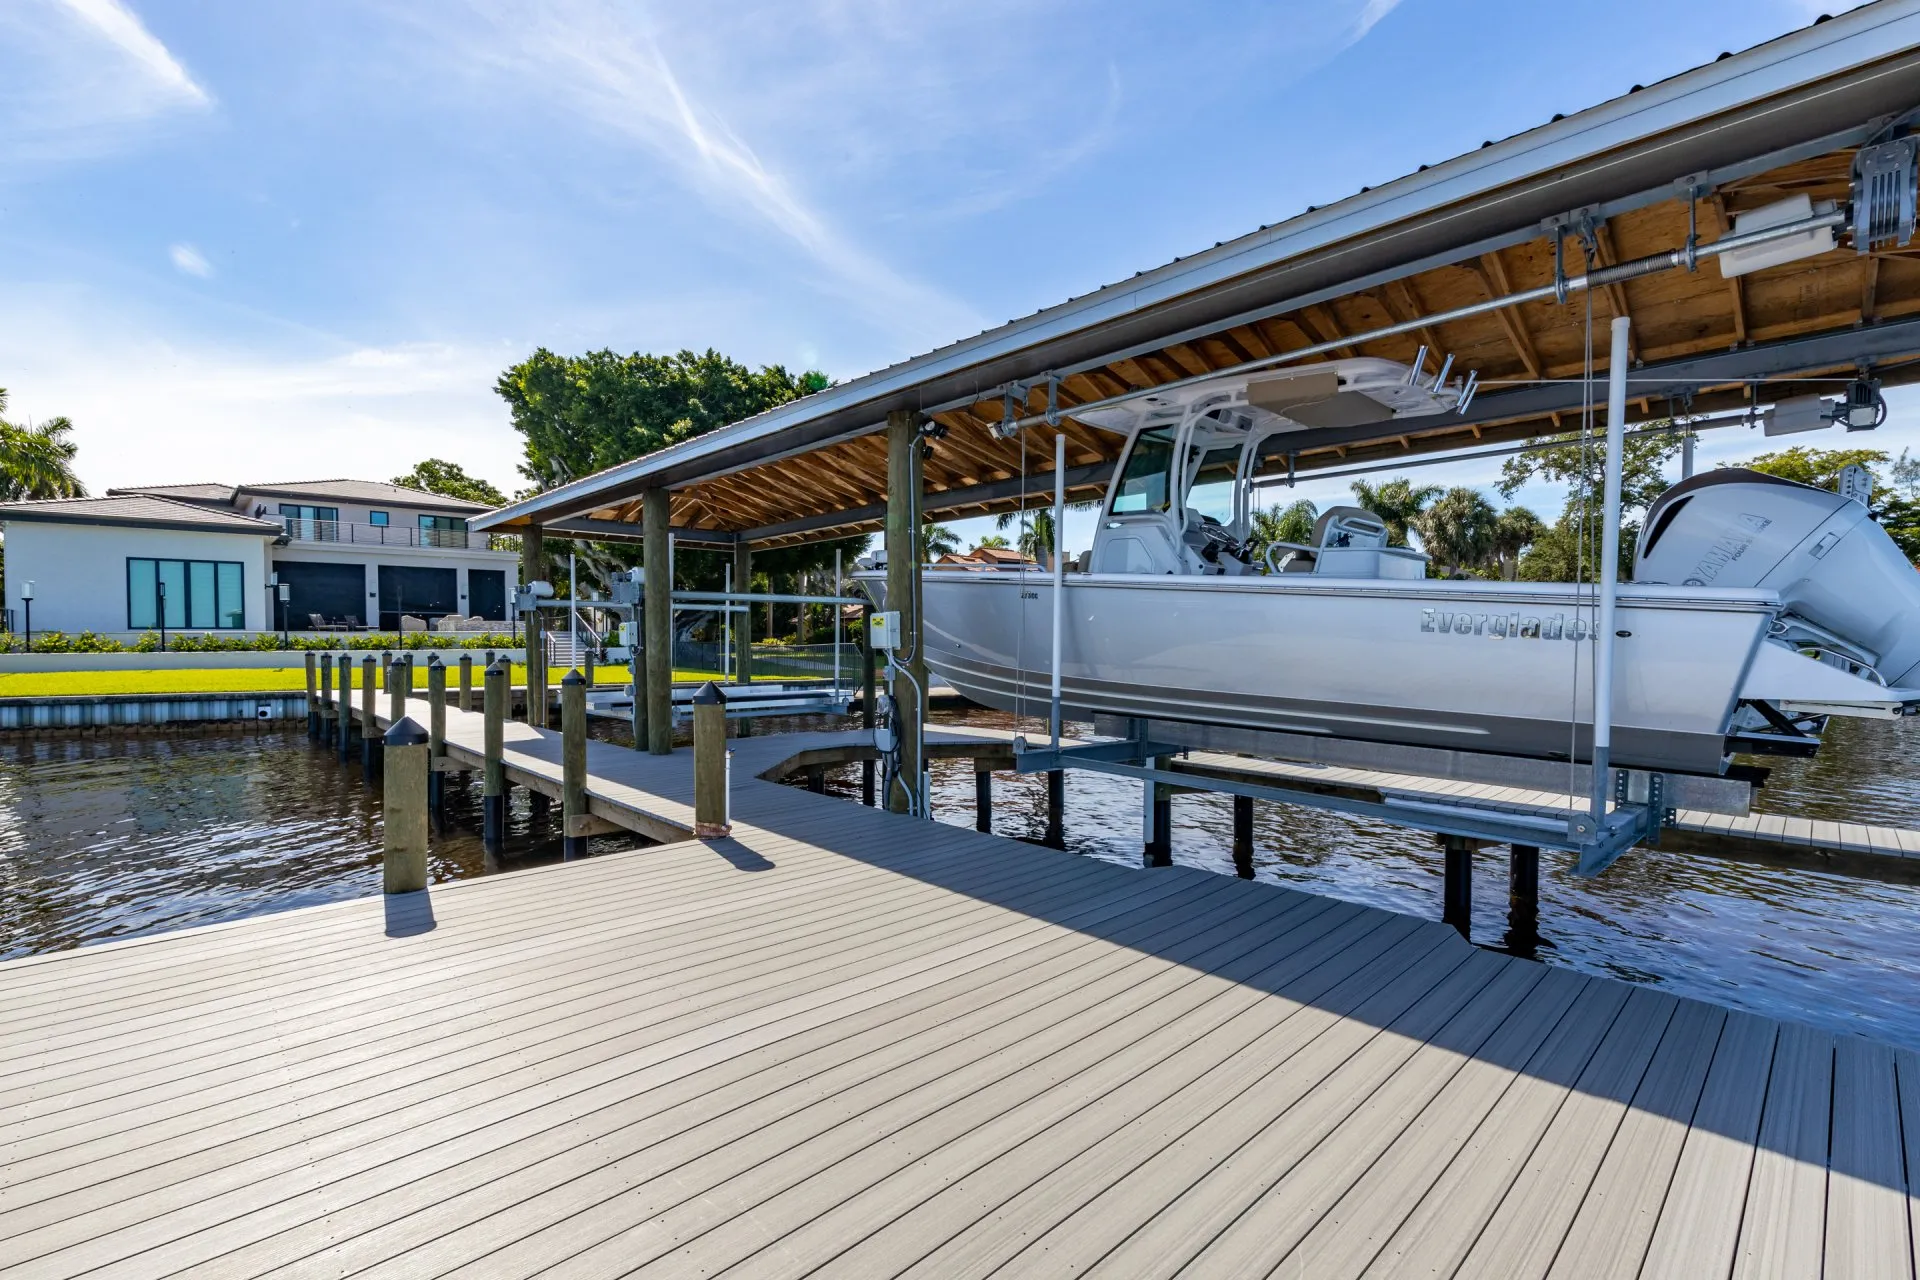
[2,0,1910,549]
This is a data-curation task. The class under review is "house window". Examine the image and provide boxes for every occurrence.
[279,503,340,542]
[128,558,245,629]
[368,511,389,526]
[417,514,469,548]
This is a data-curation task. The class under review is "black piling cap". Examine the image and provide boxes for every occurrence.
[693,680,726,706]
[428,654,444,668]
[385,716,429,747]
[562,669,585,687]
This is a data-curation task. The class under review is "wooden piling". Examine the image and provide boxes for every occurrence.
[693,681,730,838]
[387,654,407,728]
[974,767,991,833]
[1044,769,1066,849]
[338,655,354,762]
[884,408,926,812]
[458,653,474,712]
[318,651,334,747]
[427,655,447,824]
[304,653,319,739]
[561,669,589,859]
[482,657,507,854]
[360,655,378,776]
[1506,843,1541,956]
[1232,794,1255,879]
[733,541,753,684]
[1442,834,1475,938]
[381,716,430,894]
[643,489,673,755]
[806,765,826,795]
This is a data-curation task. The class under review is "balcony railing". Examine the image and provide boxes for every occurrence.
[280,518,508,551]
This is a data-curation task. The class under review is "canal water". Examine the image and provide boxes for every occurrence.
[0,712,1916,1050]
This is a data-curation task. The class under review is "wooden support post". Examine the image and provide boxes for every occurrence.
[1044,770,1066,849]
[482,658,507,855]
[861,603,876,807]
[318,651,334,747]
[561,669,589,859]
[584,645,595,688]
[360,655,379,777]
[1143,765,1172,868]
[885,408,926,813]
[1232,794,1255,879]
[304,652,319,739]
[381,716,430,894]
[388,654,407,728]
[974,767,992,833]
[693,681,731,838]
[1507,843,1542,957]
[427,655,447,825]
[458,653,474,712]
[1442,834,1474,939]
[733,541,753,684]
[338,655,354,762]
[523,525,547,729]
[805,764,826,794]
[643,488,673,755]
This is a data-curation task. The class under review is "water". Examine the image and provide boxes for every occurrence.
[0,728,646,960]
[2,712,1917,1050]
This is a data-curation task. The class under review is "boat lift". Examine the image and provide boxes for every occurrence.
[998,314,1683,877]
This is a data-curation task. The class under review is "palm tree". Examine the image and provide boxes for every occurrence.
[971,534,1010,551]
[1411,486,1498,577]
[0,390,84,501]
[1488,505,1547,581]
[921,521,961,561]
[1349,477,1438,547]
[1246,498,1317,564]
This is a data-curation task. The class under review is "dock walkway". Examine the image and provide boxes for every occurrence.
[1,705,1916,1277]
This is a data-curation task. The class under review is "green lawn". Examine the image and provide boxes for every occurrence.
[0,664,728,699]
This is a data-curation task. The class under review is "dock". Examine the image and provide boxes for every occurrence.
[2,703,1917,1278]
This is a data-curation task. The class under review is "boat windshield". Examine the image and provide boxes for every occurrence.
[1184,445,1241,524]
[1110,426,1175,514]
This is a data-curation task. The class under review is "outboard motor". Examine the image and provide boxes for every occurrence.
[1634,469,1920,689]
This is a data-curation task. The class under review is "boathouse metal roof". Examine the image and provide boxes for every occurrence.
[474,0,1920,549]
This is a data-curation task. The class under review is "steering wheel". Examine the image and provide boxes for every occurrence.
[1192,514,1244,564]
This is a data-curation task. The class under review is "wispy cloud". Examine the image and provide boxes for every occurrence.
[0,0,211,162]
[168,243,211,277]
[427,1,984,347]
[1352,0,1405,39]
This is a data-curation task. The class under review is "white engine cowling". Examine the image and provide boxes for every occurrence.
[1634,469,1920,690]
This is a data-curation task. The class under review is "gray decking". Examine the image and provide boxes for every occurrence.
[1,707,1915,1277]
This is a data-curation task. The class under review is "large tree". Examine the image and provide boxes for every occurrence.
[393,458,507,507]
[1348,477,1439,547]
[1246,498,1318,565]
[494,348,860,609]
[0,389,84,502]
[1411,486,1498,578]
[1740,444,1920,562]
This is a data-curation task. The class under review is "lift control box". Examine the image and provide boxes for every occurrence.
[869,610,903,651]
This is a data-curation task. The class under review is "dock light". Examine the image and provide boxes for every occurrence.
[17,580,31,651]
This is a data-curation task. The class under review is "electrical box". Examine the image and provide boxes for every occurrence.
[870,610,903,650]
[618,622,637,648]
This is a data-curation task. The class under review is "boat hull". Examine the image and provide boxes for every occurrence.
[866,570,1780,775]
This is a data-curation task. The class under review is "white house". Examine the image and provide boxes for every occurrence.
[0,478,522,640]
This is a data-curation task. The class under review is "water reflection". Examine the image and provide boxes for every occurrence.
[0,729,645,959]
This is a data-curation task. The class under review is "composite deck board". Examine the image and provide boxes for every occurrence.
[0,705,1912,1276]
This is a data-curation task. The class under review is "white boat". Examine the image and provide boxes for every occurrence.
[858,358,1919,778]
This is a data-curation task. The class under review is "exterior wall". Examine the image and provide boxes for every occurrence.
[2,522,274,635]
